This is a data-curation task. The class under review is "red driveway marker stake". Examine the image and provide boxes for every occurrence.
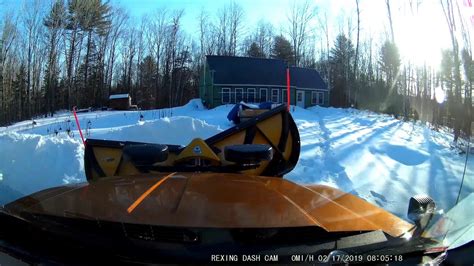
[286,67,291,111]
[73,106,86,147]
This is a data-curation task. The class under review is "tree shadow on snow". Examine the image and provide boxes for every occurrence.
[307,111,359,195]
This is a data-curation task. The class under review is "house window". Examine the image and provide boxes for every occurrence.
[260,88,268,102]
[282,89,288,104]
[235,88,244,103]
[318,92,324,105]
[312,91,324,105]
[222,88,231,104]
[271,89,279,103]
[247,88,256,103]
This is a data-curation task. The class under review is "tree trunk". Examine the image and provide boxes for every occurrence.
[386,0,395,43]
[85,30,93,105]
[67,29,77,109]
[26,32,32,118]
[353,0,360,107]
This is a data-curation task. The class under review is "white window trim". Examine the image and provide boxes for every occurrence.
[247,88,256,103]
[259,88,268,102]
[311,91,317,105]
[222,88,231,104]
[235,88,244,103]
[282,89,288,104]
[318,92,324,105]
[297,91,304,102]
[312,91,324,105]
[271,89,280,103]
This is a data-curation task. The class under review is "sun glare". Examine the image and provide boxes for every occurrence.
[395,4,450,71]
[434,87,446,104]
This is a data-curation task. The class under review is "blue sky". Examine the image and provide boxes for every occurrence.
[111,0,295,34]
[0,0,347,35]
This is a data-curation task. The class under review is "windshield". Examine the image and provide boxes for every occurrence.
[0,0,473,264]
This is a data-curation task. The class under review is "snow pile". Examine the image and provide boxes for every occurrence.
[91,116,223,145]
[0,133,84,202]
[183,98,206,110]
[0,99,227,204]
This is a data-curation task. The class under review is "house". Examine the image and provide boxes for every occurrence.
[108,93,132,110]
[199,55,329,108]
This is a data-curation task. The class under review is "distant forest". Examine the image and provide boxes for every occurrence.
[0,0,472,140]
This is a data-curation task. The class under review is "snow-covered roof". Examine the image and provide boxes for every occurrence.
[109,93,130,100]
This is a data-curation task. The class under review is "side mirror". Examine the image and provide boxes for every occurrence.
[407,195,436,237]
[224,144,273,165]
[123,144,169,166]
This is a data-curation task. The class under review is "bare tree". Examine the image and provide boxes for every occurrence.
[216,1,244,56]
[353,0,361,107]
[287,0,316,66]
[145,8,168,105]
[386,0,395,43]
[0,13,18,123]
[455,0,473,135]
[228,2,244,56]
[21,0,44,117]
[198,8,218,58]
[317,12,331,88]
[198,8,208,62]
[105,7,128,94]
[120,27,137,92]
[253,20,274,58]
[165,9,184,107]
[134,18,146,98]
[440,0,463,141]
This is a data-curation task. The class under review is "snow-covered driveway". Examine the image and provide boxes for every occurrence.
[288,106,473,219]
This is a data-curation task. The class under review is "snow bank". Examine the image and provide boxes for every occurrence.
[182,98,206,110]
[91,116,223,145]
[0,115,224,205]
[0,133,85,203]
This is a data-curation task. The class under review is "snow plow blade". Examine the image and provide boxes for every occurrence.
[84,104,300,181]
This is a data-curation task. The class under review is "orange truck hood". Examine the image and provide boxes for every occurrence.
[5,172,413,237]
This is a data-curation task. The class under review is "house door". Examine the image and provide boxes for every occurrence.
[296,91,305,108]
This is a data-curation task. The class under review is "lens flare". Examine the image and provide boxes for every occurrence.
[434,87,446,104]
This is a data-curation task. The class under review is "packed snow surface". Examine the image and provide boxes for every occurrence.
[0,99,472,249]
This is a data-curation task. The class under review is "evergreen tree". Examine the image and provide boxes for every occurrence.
[247,42,265,58]
[379,41,400,89]
[137,55,158,109]
[379,41,402,116]
[461,49,473,135]
[271,35,294,65]
[440,49,459,128]
[44,0,66,115]
[330,34,354,107]
[80,0,111,106]
[13,65,27,121]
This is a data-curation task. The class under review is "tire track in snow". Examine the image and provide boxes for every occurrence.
[288,109,358,194]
